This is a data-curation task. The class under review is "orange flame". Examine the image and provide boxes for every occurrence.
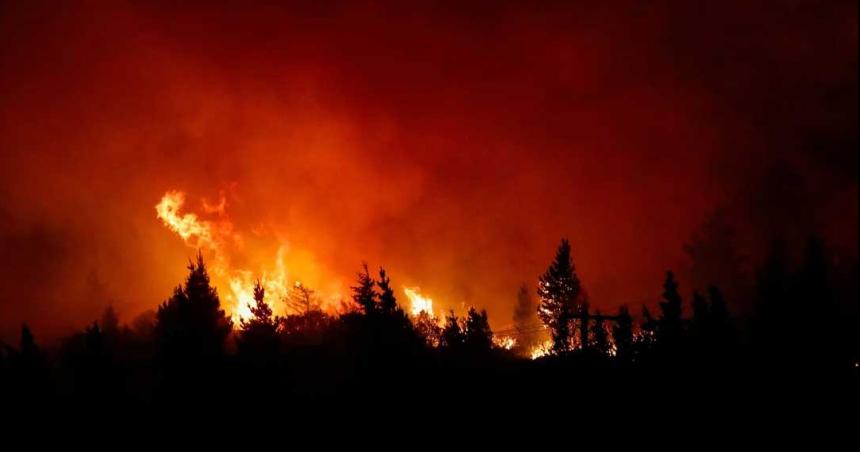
[403,286,435,318]
[529,340,553,359]
[493,336,517,350]
[155,190,299,323]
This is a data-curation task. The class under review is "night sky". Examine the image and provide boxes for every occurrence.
[0,0,856,341]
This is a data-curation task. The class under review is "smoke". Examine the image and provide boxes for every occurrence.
[0,0,855,341]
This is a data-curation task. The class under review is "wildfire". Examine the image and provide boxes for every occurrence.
[155,190,297,323]
[155,191,217,248]
[529,339,553,360]
[403,286,436,318]
[493,336,517,350]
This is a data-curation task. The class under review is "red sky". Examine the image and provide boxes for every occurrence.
[0,0,856,341]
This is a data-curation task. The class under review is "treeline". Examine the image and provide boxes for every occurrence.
[0,237,856,412]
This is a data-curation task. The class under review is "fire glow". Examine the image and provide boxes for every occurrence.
[157,190,549,359]
[402,286,435,318]
[155,190,297,322]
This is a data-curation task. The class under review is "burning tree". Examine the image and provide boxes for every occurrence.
[413,311,442,347]
[537,239,582,354]
[286,282,319,315]
[591,310,609,355]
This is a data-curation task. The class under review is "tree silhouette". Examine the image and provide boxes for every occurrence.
[751,241,790,352]
[100,305,120,336]
[351,263,377,315]
[537,239,581,355]
[10,324,48,404]
[19,324,39,361]
[684,207,749,306]
[377,268,398,315]
[691,290,709,346]
[287,282,318,315]
[578,299,590,350]
[638,305,658,354]
[237,280,279,357]
[707,285,735,352]
[155,252,232,363]
[795,237,837,361]
[613,306,633,362]
[464,307,493,352]
[658,270,683,350]
[591,310,609,355]
[280,310,333,346]
[413,311,442,347]
[440,310,465,350]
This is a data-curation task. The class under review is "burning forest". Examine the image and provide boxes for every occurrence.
[0,0,857,422]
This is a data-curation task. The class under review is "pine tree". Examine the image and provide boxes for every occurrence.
[613,306,633,361]
[658,270,683,349]
[155,252,233,362]
[691,290,709,346]
[237,280,279,357]
[537,239,581,355]
[707,285,735,352]
[578,299,590,350]
[591,311,609,355]
[692,291,708,326]
[752,240,789,350]
[795,238,836,360]
[684,207,748,306]
[440,310,465,349]
[20,324,37,356]
[351,263,377,315]
[638,305,658,354]
[14,324,47,401]
[100,305,119,336]
[377,267,398,315]
[464,307,493,351]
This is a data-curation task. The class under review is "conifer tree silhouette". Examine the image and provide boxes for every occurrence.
[707,286,733,344]
[100,305,120,336]
[591,310,609,355]
[658,271,684,350]
[537,239,581,354]
[691,290,709,347]
[464,307,493,352]
[237,280,279,358]
[155,252,232,364]
[351,263,377,315]
[440,310,465,349]
[377,267,398,315]
[613,306,633,361]
[639,305,658,354]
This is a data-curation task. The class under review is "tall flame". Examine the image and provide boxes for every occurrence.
[155,190,296,323]
[403,286,435,318]
[155,191,216,248]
